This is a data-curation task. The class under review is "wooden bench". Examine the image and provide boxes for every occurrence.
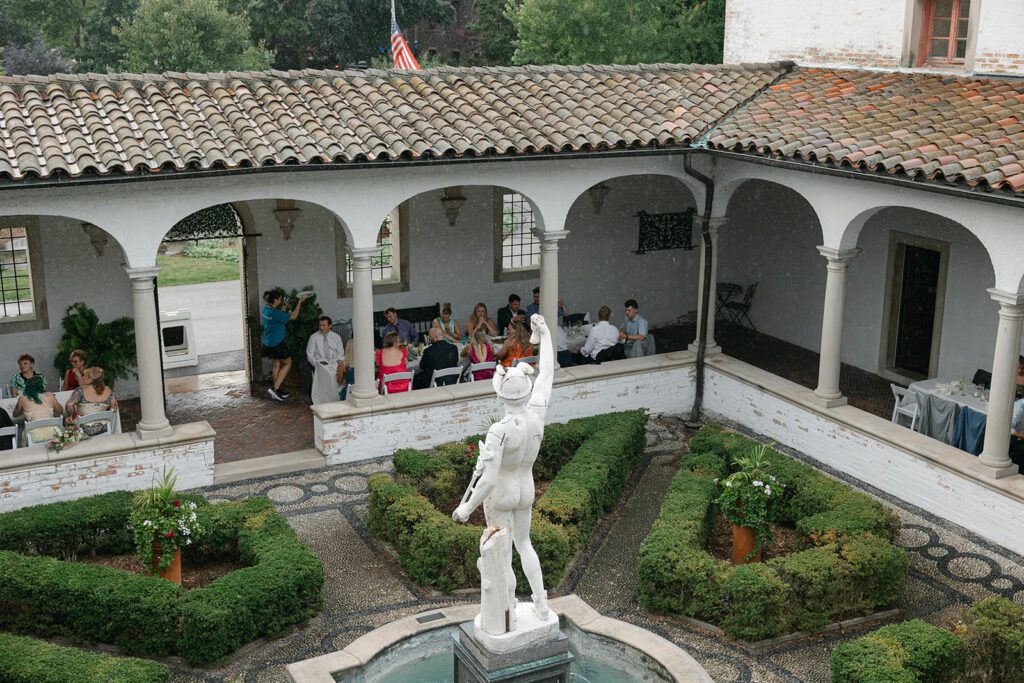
[374,302,440,345]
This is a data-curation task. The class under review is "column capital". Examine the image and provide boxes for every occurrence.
[349,246,380,261]
[816,246,861,263]
[125,265,160,281]
[988,288,1024,309]
[537,229,570,243]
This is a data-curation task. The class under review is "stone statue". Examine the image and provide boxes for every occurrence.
[453,314,557,653]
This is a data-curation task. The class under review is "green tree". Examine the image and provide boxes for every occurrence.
[117,0,272,73]
[226,0,315,69]
[1,0,139,70]
[509,0,724,65]
[470,0,518,64]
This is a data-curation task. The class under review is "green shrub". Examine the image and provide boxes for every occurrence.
[181,242,239,262]
[798,495,900,546]
[831,619,967,683]
[958,597,1024,683]
[769,546,851,631]
[0,491,134,560]
[638,540,724,617]
[840,534,908,613]
[720,563,789,640]
[0,633,169,683]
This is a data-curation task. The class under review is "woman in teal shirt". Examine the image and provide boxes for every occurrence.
[262,290,304,402]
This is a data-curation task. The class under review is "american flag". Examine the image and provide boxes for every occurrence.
[390,0,420,70]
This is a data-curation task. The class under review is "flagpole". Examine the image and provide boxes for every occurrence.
[391,0,397,26]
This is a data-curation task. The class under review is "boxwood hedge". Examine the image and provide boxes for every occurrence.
[0,633,169,683]
[0,494,323,666]
[637,424,907,640]
[368,410,648,592]
[831,620,967,683]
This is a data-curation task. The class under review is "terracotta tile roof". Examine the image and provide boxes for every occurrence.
[708,68,1024,194]
[0,63,785,182]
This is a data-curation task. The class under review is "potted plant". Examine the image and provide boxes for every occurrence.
[129,467,202,584]
[269,286,323,389]
[716,442,782,564]
[53,302,137,388]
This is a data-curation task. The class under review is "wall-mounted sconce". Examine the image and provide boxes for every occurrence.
[440,186,466,226]
[588,182,611,215]
[274,201,301,240]
[81,223,108,256]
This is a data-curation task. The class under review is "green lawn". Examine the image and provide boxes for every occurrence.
[157,254,240,287]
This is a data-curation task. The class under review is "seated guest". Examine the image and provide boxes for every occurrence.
[61,349,88,391]
[496,319,533,368]
[461,328,496,380]
[306,316,345,405]
[9,353,45,398]
[466,303,498,338]
[619,299,650,358]
[414,328,460,389]
[14,375,63,444]
[65,367,118,437]
[432,303,462,343]
[375,332,411,393]
[574,306,623,364]
[497,294,526,334]
[526,286,569,323]
[1011,356,1024,440]
[381,307,417,345]
[556,325,573,367]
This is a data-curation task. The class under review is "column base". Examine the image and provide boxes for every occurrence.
[347,391,384,408]
[811,391,847,408]
[136,422,174,440]
[974,458,1019,479]
[687,342,721,356]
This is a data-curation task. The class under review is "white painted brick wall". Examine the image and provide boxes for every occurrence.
[703,361,1024,557]
[318,357,696,465]
[0,434,215,512]
[974,0,1024,75]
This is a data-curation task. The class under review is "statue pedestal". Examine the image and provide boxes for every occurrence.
[453,620,572,683]
[474,602,559,654]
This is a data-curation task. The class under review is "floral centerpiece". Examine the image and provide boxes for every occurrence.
[49,418,88,453]
[716,442,783,564]
[129,467,202,582]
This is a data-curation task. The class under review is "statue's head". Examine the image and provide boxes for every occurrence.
[493,363,533,405]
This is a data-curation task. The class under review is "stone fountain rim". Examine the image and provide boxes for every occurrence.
[285,594,713,683]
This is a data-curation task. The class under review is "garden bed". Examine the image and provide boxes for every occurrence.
[367,410,649,592]
[0,492,323,666]
[78,553,244,590]
[637,424,907,642]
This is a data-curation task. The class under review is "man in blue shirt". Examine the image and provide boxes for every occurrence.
[381,307,417,345]
[619,299,649,358]
[525,286,569,323]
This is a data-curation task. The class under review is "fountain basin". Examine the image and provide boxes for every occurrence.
[286,595,712,682]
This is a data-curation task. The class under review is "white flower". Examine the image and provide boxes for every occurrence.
[189,502,197,510]
[765,486,772,496]
[725,481,732,487]
[753,480,763,487]
[142,520,152,527]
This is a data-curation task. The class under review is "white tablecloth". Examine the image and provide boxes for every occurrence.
[908,378,989,414]
[0,389,123,439]
[311,361,342,405]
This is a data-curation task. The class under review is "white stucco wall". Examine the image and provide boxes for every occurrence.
[0,216,139,398]
[724,0,907,68]
[251,174,699,337]
[973,0,1024,75]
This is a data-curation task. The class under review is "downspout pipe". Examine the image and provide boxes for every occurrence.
[682,155,714,427]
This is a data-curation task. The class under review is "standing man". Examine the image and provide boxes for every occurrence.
[497,294,526,334]
[619,299,649,358]
[306,316,345,405]
[381,307,417,345]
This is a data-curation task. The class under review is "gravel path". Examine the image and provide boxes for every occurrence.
[162,417,1024,683]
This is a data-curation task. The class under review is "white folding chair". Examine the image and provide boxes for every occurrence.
[78,410,116,437]
[0,424,18,450]
[380,372,414,395]
[514,356,538,367]
[891,385,920,431]
[0,385,11,399]
[466,361,496,382]
[24,417,62,447]
[430,367,463,388]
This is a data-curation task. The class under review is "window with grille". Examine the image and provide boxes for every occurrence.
[919,0,972,66]
[499,192,540,272]
[0,226,35,320]
[338,206,408,296]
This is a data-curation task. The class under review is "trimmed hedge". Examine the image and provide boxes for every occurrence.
[0,495,323,666]
[0,633,169,683]
[368,410,647,591]
[637,424,907,640]
[831,620,967,683]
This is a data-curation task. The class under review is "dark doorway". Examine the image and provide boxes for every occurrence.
[893,244,941,376]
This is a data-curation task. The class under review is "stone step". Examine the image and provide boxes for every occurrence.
[213,449,326,484]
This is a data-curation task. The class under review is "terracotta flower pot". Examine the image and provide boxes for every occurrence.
[152,540,182,584]
[731,524,762,565]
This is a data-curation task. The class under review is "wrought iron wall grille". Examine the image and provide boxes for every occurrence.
[164,203,243,242]
[634,209,695,254]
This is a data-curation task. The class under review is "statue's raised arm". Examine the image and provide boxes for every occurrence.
[528,314,554,418]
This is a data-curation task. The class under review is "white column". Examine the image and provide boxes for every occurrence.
[539,230,569,329]
[348,247,382,406]
[978,289,1024,478]
[126,267,173,439]
[813,247,861,408]
[689,217,725,355]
